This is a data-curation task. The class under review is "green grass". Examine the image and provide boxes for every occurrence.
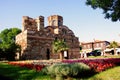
[88,55,120,59]
[0,62,50,80]
[86,66,120,80]
[0,62,120,80]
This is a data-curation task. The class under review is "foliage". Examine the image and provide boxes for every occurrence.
[0,28,21,45]
[52,39,68,53]
[88,55,120,58]
[63,58,120,72]
[79,45,82,52]
[0,48,4,59]
[1,62,120,80]
[71,63,92,78]
[86,0,120,22]
[0,63,50,80]
[109,41,119,48]
[109,41,119,55]
[0,28,21,60]
[42,63,91,79]
[52,39,68,60]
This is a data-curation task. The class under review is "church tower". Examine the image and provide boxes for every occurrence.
[48,15,63,27]
[48,15,63,34]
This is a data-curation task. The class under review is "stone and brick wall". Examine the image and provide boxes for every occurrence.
[16,15,80,60]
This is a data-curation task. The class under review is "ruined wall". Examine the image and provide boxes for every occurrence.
[16,15,80,60]
[25,30,54,60]
[55,26,80,59]
[16,30,27,56]
[22,16,44,31]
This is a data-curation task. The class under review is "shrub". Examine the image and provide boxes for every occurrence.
[40,66,48,75]
[71,63,92,78]
[59,63,71,76]
[44,63,91,79]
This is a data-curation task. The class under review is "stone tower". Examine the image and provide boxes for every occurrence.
[48,15,63,34]
[48,15,63,27]
[22,16,44,31]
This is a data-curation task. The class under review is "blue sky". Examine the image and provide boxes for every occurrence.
[0,0,120,42]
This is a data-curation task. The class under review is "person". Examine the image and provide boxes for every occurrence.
[84,51,87,58]
[80,51,84,58]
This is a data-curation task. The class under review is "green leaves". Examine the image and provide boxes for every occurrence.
[0,28,21,60]
[109,41,118,48]
[43,63,91,79]
[86,0,120,22]
[52,39,68,53]
[0,28,21,44]
[52,39,69,60]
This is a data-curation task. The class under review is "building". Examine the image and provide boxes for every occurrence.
[16,15,80,60]
[81,40,110,53]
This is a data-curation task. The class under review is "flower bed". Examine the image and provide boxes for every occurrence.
[8,62,45,72]
[8,58,120,73]
[8,59,61,72]
[62,58,120,72]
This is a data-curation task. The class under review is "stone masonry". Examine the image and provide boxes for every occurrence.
[16,15,80,60]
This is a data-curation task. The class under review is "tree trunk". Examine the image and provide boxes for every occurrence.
[56,75,64,80]
[67,76,73,80]
[114,48,117,55]
[60,52,63,61]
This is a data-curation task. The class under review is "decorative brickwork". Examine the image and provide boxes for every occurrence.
[16,15,80,60]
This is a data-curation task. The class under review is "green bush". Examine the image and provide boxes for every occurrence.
[59,63,71,76]
[42,63,91,79]
[40,66,48,75]
[71,63,90,76]
[71,63,92,78]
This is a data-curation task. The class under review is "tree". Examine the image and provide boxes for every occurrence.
[109,41,119,55]
[52,39,68,60]
[86,0,120,22]
[0,28,21,60]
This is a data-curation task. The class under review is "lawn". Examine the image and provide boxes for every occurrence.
[0,60,120,80]
[0,62,50,80]
[87,66,120,80]
[88,55,120,59]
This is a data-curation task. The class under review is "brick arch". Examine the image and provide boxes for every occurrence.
[46,48,50,60]
[45,43,52,59]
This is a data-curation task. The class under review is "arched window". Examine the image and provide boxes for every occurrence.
[52,20,56,26]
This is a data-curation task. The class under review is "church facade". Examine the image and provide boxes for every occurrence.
[16,15,80,60]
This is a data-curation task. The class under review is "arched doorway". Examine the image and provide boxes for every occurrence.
[64,50,69,59]
[46,48,50,60]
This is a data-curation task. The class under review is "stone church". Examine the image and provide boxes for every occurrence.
[16,15,80,60]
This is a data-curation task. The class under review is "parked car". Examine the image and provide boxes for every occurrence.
[87,50,101,56]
